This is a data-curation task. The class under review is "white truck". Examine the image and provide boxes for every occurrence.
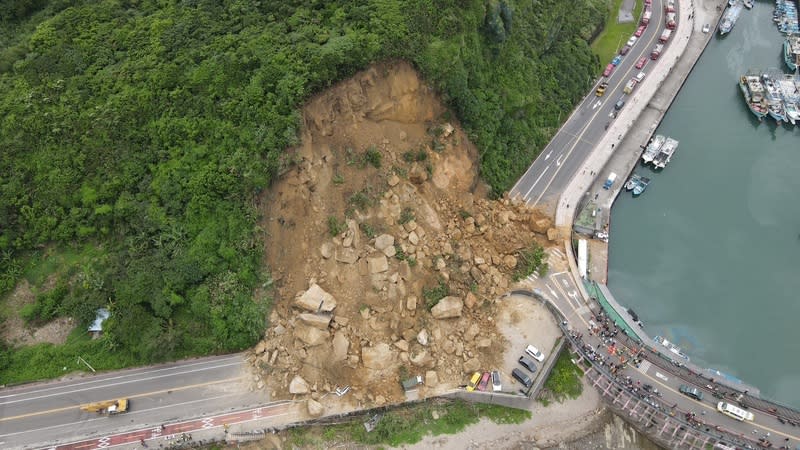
[603,172,618,189]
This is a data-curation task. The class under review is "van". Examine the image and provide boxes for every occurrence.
[512,368,533,388]
[518,356,538,373]
[717,401,754,422]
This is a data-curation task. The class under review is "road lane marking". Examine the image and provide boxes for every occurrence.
[0,361,244,406]
[0,355,243,401]
[544,151,552,160]
[556,154,565,166]
[0,376,244,423]
[522,164,552,200]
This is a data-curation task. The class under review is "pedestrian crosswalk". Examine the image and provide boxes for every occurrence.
[636,360,652,374]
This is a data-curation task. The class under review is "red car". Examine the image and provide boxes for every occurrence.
[635,57,648,69]
[635,25,646,37]
[603,63,615,77]
[477,372,491,391]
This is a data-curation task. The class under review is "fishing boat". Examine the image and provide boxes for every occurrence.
[632,177,650,196]
[653,137,679,170]
[738,74,769,120]
[654,336,690,361]
[762,72,788,123]
[641,134,665,164]
[719,0,743,35]
[624,173,641,191]
[785,35,800,71]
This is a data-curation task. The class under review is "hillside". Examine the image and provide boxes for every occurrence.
[0,0,606,379]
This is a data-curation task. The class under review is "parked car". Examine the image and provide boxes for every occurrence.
[635,71,646,82]
[623,78,637,94]
[619,45,631,56]
[525,345,545,362]
[466,371,481,392]
[650,44,663,60]
[596,82,608,96]
[626,36,637,47]
[518,356,538,373]
[635,57,648,69]
[512,368,533,388]
[679,384,704,401]
[635,25,646,37]
[611,55,623,66]
[491,370,502,392]
[603,63,615,77]
[614,98,626,111]
[477,372,491,391]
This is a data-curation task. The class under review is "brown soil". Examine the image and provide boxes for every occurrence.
[2,278,75,346]
[250,60,559,409]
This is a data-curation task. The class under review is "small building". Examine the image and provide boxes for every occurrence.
[88,308,110,337]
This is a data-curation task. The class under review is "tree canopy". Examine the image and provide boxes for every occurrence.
[0,0,606,378]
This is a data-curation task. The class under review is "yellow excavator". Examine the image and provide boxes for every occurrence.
[80,398,129,415]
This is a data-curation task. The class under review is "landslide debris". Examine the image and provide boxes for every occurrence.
[249,60,555,408]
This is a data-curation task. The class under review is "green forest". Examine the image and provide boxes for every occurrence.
[0,0,607,381]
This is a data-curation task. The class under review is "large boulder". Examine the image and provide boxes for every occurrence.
[362,343,395,370]
[463,357,481,374]
[294,324,329,347]
[307,398,324,416]
[298,313,332,330]
[374,234,395,252]
[331,332,349,362]
[368,254,389,273]
[289,375,310,394]
[431,296,463,319]
[410,350,434,368]
[294,284,337,312]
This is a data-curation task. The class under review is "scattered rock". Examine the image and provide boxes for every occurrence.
[332,332,349,362]
[503,254,518,269]
[408,230,419,245]
[289,375,310,394]
[320,242,333,259]
[254,340,267,355]
[463,357,481,374]
[298,313,332,329]
[406,296,417,311]
[335,248,359,264]
[307,399,324,416]
[416,329,429,346]
[294,324,329,346]
[374,234,395,251]
[295,284,337,312]
[477,338,491,348]
[394,339,409,352]
[368,255,389,273]
[431,296,463,319]
[464,292,477,309]
[425,370,439,387]
[410,350,435,368]
[464,323,480,342]
[388,173,400,187]
[362,343,395,370]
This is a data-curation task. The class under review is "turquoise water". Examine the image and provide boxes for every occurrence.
[608,5,800,406]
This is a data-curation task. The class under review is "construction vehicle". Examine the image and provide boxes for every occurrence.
[80,398,129,415]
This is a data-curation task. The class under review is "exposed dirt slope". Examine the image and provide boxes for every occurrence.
[252,60,555,410]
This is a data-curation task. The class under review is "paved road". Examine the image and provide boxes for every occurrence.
[0,354,262,449]
[527,246,800,449]
[510,0,667,214]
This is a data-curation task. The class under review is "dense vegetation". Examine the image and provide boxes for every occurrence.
[284,399,531,447]
[0,0,606,379]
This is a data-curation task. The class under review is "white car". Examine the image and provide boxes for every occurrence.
[626,36,637,47]
[491,370,502,392]
[525,345,545,362]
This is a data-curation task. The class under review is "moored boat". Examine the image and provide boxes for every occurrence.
[762,73,788,123]
[719,0,743,35]
[624,173,641,191]
[653,137,679,170]
[738,74,769,120]
[632,177,650,196]
[785,35,800,71]
[641,134,665,164]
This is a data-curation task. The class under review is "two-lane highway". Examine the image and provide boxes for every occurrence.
[510,0,667,213]
[0,354,261,449]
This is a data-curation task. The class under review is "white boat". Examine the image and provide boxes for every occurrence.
[653,137,679,169]
[642,134,665,164]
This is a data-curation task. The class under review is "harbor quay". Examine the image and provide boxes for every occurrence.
[550,0,800,446]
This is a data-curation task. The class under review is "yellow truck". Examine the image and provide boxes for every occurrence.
[80,399,129,415]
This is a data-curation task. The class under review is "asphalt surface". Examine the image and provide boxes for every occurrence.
[510,0,667,214]
[0,354,262,449]
[530,245,800,450]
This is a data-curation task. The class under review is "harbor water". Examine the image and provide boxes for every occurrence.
[608,5,800,406]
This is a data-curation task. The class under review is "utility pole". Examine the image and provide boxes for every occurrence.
[77,356,96,372]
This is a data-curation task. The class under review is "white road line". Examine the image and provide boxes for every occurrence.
[522,163,552,200]
[0,355,243,400]
[0,361,243,406]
